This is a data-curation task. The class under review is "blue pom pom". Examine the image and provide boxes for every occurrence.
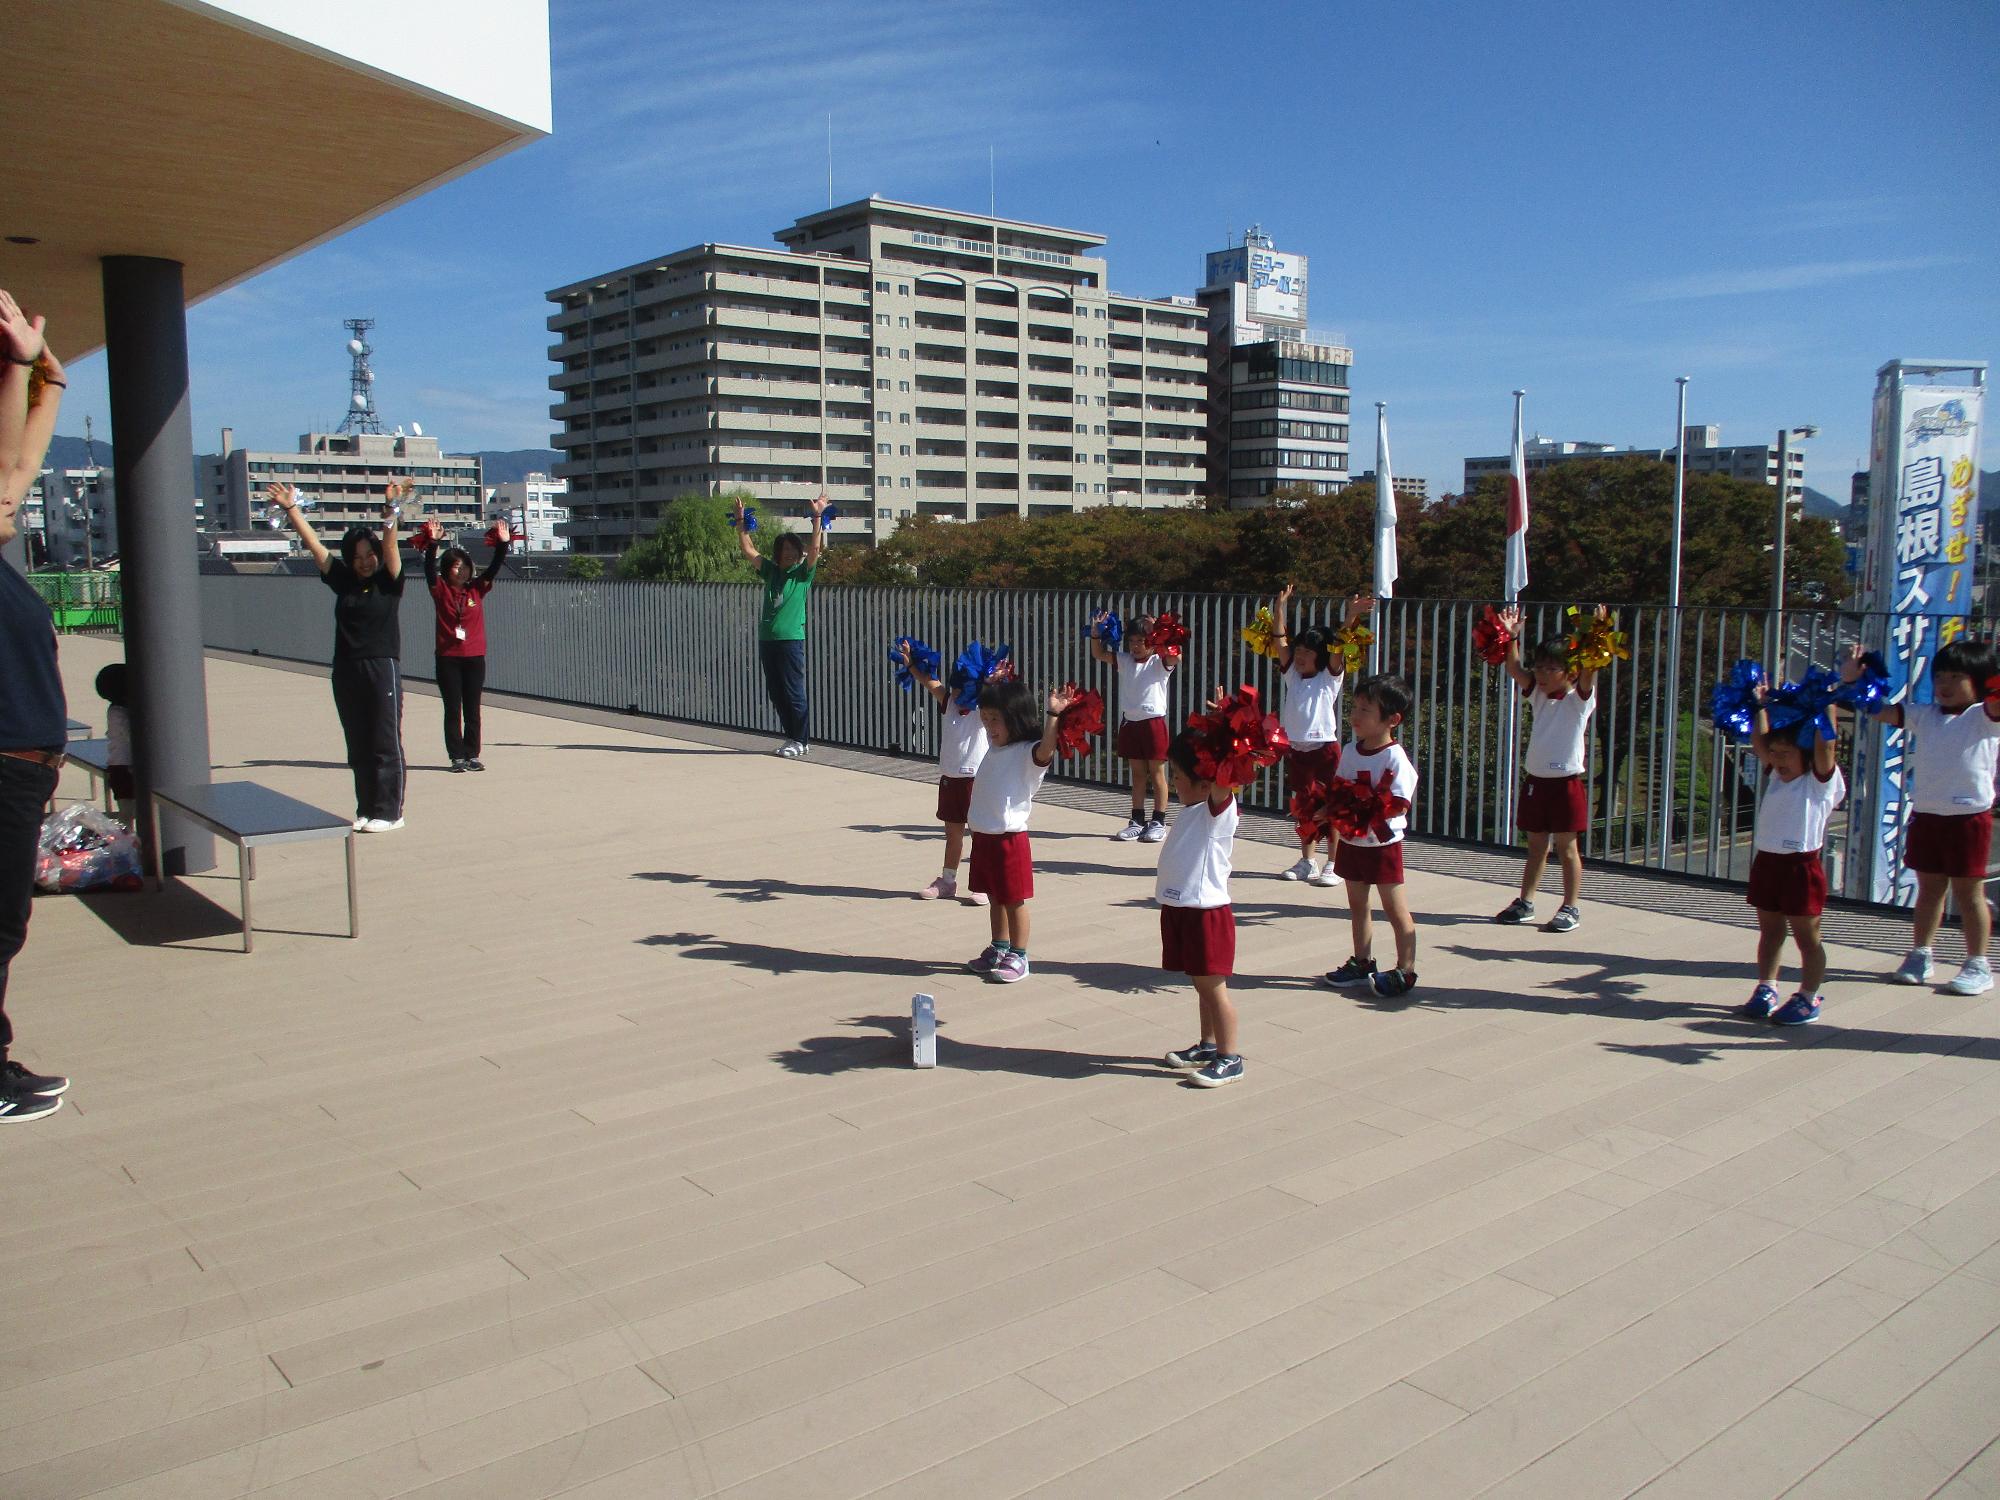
[1834,650,1890,715]
[888,635,940,691]
[1709,658,1764,742]
[1085,609,1122,649]
[738,510,758,532]
[819,505,840,530]
[1769,667,1842,745]
[950,641,1013,711]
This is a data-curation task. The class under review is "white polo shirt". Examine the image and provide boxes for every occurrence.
[1281,663,1343,748]
[1337,740,1419,847]
[1907,702,2000,816]
[967,741,1050,835]
[1117,652,1172,722]
[938,707,989,779]
[1755,764,1845,854]
[1524,685,1595,778]
[1155,795,1238,909]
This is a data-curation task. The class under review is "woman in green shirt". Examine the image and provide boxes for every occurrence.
[736,494,828,757]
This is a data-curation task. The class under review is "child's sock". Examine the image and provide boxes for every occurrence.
[1012,946,1028,960]
[941,865,958,881]
[1129,804,1145,824]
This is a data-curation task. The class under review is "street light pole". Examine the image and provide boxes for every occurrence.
[1660,376,1689,867]
[1767,424,1817,674]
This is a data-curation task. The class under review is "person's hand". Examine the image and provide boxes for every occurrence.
[382,479,414,523]
[1591,603,1610,624]
[733,496,746,523]
[1752,680,1770,704]
[1344,593,1376,623]
[264,482,299,514]
[33,346,65,390]
[496,518,511,544]
[0,290,46,366]
[1091,607,1110,639]
[808,492,830,521]
[1499,603,1522,633]
[1278,583,1295,606]
[1206,683,1230,710]
[896,641,912,667]
[1049,685,1077,715]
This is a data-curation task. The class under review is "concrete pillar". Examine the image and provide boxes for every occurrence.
[101,255,215,875]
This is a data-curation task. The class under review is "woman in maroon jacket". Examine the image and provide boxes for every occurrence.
[422,521,509,771]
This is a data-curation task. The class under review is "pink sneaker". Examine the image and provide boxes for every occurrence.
[963,887,989,907]
[918,875,957,900]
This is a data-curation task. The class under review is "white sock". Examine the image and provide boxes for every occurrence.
[941,867,957,881]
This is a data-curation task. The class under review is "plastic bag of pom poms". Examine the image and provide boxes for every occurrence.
[1324,767,1412,842]
[1054,685,1106,759]
[887,635,941,691]
[1240,607,1283,660]
[1709,659,1765,742]
[1565,607,1630,672]
[1083,609,1123,649]
[1184,685,1290,788]
[1471,605,1514,667]
[34,804,143,893]
[1332,621,1374,674]
[818,504,840,529]
[949,641,1014,711]
[1148,611,1188,660]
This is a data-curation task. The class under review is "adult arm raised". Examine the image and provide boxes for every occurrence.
[806,493,829,568]
[268,483,332,574]
[379,481,409,581]
[733,496,762,566]
[0,292,61,508]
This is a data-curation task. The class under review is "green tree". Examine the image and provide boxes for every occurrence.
[614,491,764,583]
[566,555,605,580]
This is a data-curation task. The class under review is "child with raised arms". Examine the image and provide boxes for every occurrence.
[1740,684,1845,1025]
[1321,674,1421,998]
[1090,610,1175,842]
[1271,584,1372,884]
[897,641,989,906]
[1157,720,1246,1087]
[964,678,1074,984]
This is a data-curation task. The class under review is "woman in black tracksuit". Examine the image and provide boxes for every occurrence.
[269,480,411,832]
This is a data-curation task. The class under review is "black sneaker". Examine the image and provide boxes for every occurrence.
[3,1060,68,1097]
[467,759,486,772]
[1494,896,1534,924]
[1164,1039,1218,1070]
[1322,956,1379,988]
[1544,905,1581,933]
[0,1085,62,1124]
[448,760,468,773]
[1370,968,1419,999]
[1191,1055,1244,1088]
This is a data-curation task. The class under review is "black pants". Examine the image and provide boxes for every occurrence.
[331,658,405,820]
[758,639,809,744]
[0,758,57,1064]
[436,655,487,761]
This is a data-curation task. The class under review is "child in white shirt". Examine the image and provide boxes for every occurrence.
[963,678,1071,985]
[1321,674,1422,999]
[898,642,989,906]
[1157,726,1245,1088]
[1089,610,1176,842]
[1270,584,1372,886]
[1741,689,1846,1026]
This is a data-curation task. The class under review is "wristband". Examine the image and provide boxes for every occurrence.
[6,353,37,366]
[41,378,65,389]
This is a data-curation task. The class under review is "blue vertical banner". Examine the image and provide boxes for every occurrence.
[1857,364,1986,903]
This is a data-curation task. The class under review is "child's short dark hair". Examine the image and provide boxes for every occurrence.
[1126,613,1155,645]
[339,525,381,568]
[977,677,1042,743]
[772,531,805,565]
[94,662,129,707]
[1356,672,1412,726]
[1530,638,1569,670]
[1166,729,1202,781]
[1292,626,1329,664]
[1934,637,1998,686]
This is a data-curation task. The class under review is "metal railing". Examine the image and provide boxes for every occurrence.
[195,575,1979,906]
[30,571,121,632]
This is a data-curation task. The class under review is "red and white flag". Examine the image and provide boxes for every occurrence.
[1504,389,1529,600]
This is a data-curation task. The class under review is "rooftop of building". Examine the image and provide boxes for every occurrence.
[777,195,1110,253]
[9,631,1998,1497]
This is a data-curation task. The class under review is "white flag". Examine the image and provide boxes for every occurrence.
[1505,389,1529,600]
[1373,402,1398,599]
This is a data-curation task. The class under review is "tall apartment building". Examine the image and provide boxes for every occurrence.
[199,427,483,535]
[1199,228,1353,505]
[1463,426,1806,508]
[29,465,118,568]
[487,473,570,552]
[546,197,1209,552]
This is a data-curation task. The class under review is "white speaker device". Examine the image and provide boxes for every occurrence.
[911,993,937,1068]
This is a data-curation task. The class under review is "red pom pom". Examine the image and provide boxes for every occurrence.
[1324,767,1411,841]
[1985,673,2000,710]
[1183,686,1289,789]
[411,520,444,551]
[1150,611,1189,660]
[1054,685,1106,760]
[1471,605,1514,667]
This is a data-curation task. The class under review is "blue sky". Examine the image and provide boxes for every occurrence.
[53,0,2000,499]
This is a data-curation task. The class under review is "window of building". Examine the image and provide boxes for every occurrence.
[900,444,911,456]
[876,279,890,291]
[876,378,891,391]
[898,316,910,328]
[876,442,891,455]
[877,344,891,356]
[899,412,910,424]
[897,283,908,294]
[898,348,910,360]
[898,379,910,391]
[877,506,892,518]
[875,313,889,326]
[899,476,912,488]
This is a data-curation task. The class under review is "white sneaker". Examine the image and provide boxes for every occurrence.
[1114,818,1146,841]
[352,817,367,832]
[359,817,404,833]
[774,741,803,758]
[1309,862,1341,888]
[1281,857,1313,881]
[1893,949,1935,985]
[1946,957,1993,996]
[1141,819,1168,844]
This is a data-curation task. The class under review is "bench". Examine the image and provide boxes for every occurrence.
[66,717,89,741]
[147,782,359,953]
[63,738,114,811]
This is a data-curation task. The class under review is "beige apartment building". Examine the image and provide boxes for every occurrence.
[200,428,483,536]
[546,198,1209,552]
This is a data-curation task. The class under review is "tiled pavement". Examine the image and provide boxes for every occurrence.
[3,634,1997,1499]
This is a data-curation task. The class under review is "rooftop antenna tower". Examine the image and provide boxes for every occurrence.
[336,318,382,435]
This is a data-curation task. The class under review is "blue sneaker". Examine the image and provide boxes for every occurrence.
[1191,1054,1244,1087]
[966,944,1006,975]
[1771,993,1822,1027]
[1741,983,1780,1020]
[1164,1039,1218,1070]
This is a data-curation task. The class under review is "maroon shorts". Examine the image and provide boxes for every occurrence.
[936,775,974,825]
[1160,904,1236,977]
[1746,849,1828,917]
[1116,715,1170,761]
[1518,774,1589,834]
[969,831,1033,904]
[1905,810,1994,879]
[1285,743,1340,786]
[1333,840,1405,886]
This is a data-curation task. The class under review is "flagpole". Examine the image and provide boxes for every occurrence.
[1500,390,1527,844]
[1661,375,1689,868]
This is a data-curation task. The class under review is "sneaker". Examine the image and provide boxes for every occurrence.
[467,759,486,772]
[1114,818,1146,841]
[0,1087,61,1124]
[1741,983,1781,1021]
[448,760,468,773]
[918,875,957,901]
[2,1060,68,1097]
[963,888,989,907]
[1494,896,1535,924]
[1309,862,1341,888]
[1945,957,1994,996]
[1191,1055,1245,1088]
[1322,956,1379,989]
[988,952,1030,984]
[966,944,1005,974]
[1281,857,1314,882]
[1545,905,1581,933]
[775,741,803,758]
[352,816,368,831]
[1164,1039,1218,1070]
[1141,819,1168,843]
[1772,993,1823,1026]
[358,817,405,833]
[1893,949,1935,985]
[1370,968,1419,999]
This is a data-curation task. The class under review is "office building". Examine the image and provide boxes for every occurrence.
[488,472,571,552]
[1198,227,1352,506]
[200,426,483,536]
[1358,471,1428,503]
[1462,426,1806,509]
[546,197,1211,552]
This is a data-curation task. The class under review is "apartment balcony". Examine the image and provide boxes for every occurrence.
[710,304,827,337]
[708,268,828,301]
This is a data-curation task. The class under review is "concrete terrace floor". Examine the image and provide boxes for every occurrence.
[4,634,1999,1500]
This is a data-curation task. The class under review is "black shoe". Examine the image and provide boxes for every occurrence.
[448,760,468,773]
[0,1082,62,1124]
[1322,956,1379,989]
[1370,968,1418,998]
[467,759,485,772]
[3,1059,68,1096]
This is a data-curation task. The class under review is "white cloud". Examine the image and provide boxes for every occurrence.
[1634,257,1953,302]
